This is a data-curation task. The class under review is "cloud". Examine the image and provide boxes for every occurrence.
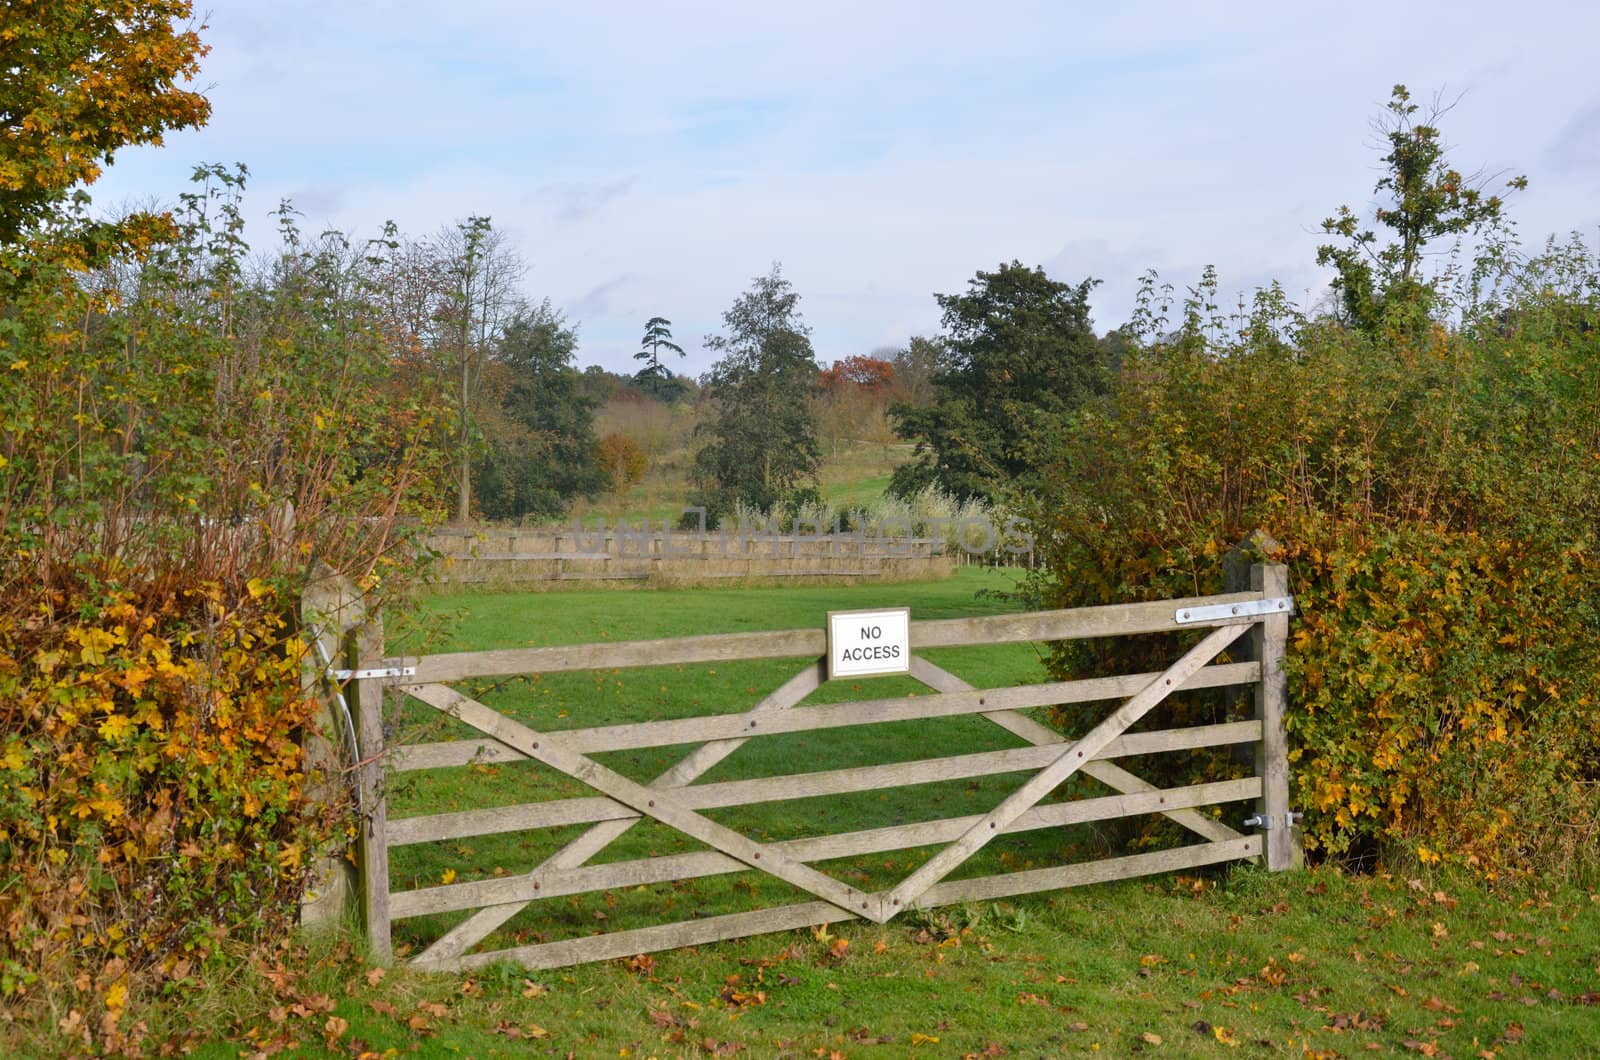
[536,178,637,223]
[1546,102,1600,172]
[86,1,1600,377]
[568,273,635,323]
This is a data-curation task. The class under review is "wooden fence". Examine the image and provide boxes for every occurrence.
[423,527,958,587]
[336,564,1296,971]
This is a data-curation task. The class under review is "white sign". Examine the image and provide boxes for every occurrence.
[826,607,910,679]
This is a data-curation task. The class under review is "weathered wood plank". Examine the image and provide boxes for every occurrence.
[916,836,1262,908]
[906,657,1247,845]
[389,739,525,772]
[389,590,1267,684]
[411,660,825,967]
[422,900,857,973]
[552,662,1259,754]
[884,623,1249,913]
[1253,563,1298,871]
[388,777,1262,919]
[351,628,392,966]
[385,720,1264,846]
[413,837,1263,972]
[386,664,1261,774]
[388,794,631,844]
[408,683,882,921]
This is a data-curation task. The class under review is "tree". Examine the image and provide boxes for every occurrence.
[0,1,211,244]
[690,265,822,522]
[634,316,685,379]
[1317,84,1525,332]
[475,300,605,520]
[597,432,648,495]
[886,337,945,409]
[431,216,524,522]
[889,262,1105,502]
[814,354,895,455]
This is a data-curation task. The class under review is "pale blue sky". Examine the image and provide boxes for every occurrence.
[93,1,1600,374]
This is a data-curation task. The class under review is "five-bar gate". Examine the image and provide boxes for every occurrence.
[336,563,1295,971]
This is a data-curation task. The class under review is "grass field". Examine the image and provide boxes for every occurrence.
[20,571,1600,1058]
[565,440,909,527]
[165,864,1599,1059]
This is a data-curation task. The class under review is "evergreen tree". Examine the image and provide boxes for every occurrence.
[475,301,605,519]
[690,265,822,523]
[890,261,1105,502]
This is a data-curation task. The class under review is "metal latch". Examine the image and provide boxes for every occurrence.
[1244,812,1303,829]
[1176,597,1294,624]
[330,666,416,681]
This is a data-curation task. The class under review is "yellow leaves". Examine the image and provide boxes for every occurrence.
[97,713,134,741]
[1213,1024,1241,1047]
[440,868,457,885]
[103,979,128,1012]
[68,626,120,666]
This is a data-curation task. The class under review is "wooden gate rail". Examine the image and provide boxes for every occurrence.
[346,567,1295,971]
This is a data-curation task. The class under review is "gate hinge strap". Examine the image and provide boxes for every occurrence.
[1176,597,1293,624]
[331,666,416,681]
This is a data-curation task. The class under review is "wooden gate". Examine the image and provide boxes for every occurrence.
[340,564,1296,971]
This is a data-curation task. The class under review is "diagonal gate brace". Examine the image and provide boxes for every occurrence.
[906,657,1244,845]
[884,623,1249,913]
[409,682,887,929]
[411,661,826,966]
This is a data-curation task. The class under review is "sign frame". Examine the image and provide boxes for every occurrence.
[825,606,911,680]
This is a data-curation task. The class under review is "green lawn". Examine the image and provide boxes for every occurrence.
[162,864,1600,1059]
[563,439,908,527]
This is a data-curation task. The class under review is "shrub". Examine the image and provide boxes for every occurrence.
[597,431,648,495]
[1024,250,1600,880]
[0,172,451,1046]
[0,572,332,1048]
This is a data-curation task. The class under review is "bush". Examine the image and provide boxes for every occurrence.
[1024,250,1600,880]
[0,573,331,1047]
[597,432,648,495]
[0,172,450,1047]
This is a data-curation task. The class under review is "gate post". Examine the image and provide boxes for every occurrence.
[298,568,391,961]
[346,616,393,964]
[299,569,359,930]
[1251,559,1301,870]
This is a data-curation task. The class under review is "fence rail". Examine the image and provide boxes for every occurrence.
[329,564,1296,971]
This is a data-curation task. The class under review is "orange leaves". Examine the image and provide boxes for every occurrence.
[0,1,212,242]
[1,577,338,1028]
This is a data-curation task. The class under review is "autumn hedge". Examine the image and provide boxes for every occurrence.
[1024,249,1600,880]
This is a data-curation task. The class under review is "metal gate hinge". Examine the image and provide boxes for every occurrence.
[1244,811,1303,830]
[1176,597,1294,624]
[330,666,416,681]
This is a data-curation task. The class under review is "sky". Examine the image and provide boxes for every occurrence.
[90,1,1600,376]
